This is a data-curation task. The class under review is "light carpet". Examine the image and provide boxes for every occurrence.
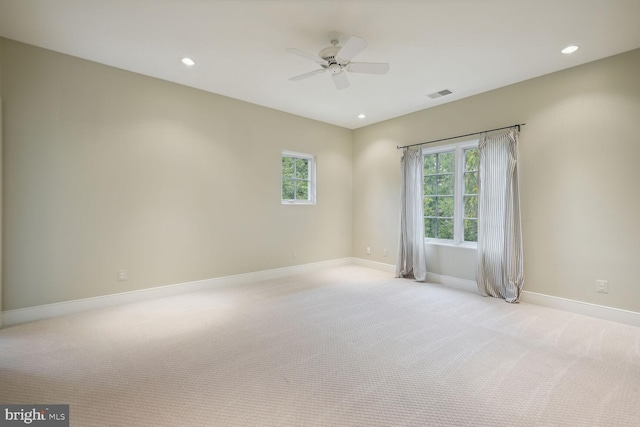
[1,265,639,426]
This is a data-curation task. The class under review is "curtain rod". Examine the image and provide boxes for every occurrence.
[396,123,526,150]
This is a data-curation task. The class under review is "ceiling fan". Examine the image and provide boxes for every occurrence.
[287,32,390,90]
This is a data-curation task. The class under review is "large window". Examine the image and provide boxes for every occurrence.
[423,140,478,245]
[281,151,316,204]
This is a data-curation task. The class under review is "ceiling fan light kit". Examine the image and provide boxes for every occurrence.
[287,32,390,90]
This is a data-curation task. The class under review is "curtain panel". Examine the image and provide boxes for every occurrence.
[396,147,427,281]
[476,128,524,302]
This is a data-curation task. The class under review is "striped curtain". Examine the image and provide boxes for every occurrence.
[476,128,524,302]
[396,147,427,281]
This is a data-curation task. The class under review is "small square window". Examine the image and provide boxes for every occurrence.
[282,151,316,204]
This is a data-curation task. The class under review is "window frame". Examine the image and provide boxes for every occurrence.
[422,139,478,248]
[281,150,316,205]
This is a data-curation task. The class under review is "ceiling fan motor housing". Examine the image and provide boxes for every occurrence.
[319,45,342,64]
[328,63,342,74]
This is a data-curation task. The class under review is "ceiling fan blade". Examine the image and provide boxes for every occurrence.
[336,36,367,62]
[331,71,350,90]
[347,62,390,75]
[289,69,327,81]
[286,48,327,65]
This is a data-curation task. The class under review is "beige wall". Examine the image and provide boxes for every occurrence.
[3,36,640,316]
[1,39,352,310]
[0,41,3,326]
[353,49,640,312]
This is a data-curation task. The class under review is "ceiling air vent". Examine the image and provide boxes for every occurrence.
[427,89,453,99]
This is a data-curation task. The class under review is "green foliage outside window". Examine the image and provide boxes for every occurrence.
[463,148,478,242]
[282,156,310,201]
[423,151,455,239]
[423,147,479,242]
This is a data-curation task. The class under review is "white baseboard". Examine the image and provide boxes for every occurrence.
[401,269,640,327]
[348,261,480,296]
[425,272,480,295]
[348,260,481,296]
[3,258,639,329]
[2,258,352,327]
[350,257,396,273]
[520,291,640,328]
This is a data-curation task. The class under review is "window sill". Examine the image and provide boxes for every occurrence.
[281,200,316,205]
[424,239,477,249]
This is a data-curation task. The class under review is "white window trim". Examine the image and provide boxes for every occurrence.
[281,150,316,205]
[422,139,478,247]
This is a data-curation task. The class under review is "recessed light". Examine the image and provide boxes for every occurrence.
[358,114,366,119]
[561,45,579,54]
[181,57,195,66]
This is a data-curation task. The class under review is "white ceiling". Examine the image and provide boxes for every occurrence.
[1,0,640,129]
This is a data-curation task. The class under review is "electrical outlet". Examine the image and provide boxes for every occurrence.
[117,269,128,282]
[366,247,371,255]
[383,248,389,257]
[596,279,608,294]
[292,250,297,258]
